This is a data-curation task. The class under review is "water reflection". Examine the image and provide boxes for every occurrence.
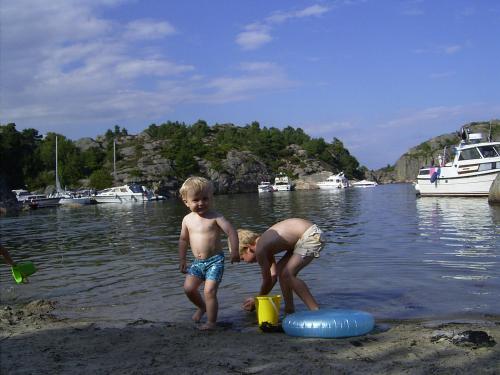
[416,197,498,281]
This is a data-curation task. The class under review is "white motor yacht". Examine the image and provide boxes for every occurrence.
[93,184,154,203]
[272,174,292,191]
[317,172,350,189]
[415,126,500,196]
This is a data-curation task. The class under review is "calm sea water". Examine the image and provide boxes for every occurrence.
[1,184,499,327]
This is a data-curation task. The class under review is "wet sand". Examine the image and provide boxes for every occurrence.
[1,300,499,374]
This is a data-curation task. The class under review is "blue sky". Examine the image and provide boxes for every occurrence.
[1,0,499,169]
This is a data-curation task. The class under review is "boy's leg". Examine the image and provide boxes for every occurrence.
[280,254,319,312]
[276,252,294,313]
[200,280,219,330]
[184,275,206,322]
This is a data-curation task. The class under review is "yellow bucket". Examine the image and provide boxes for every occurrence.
[255,295,281,326]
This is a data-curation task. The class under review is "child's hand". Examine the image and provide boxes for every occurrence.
[179,259,187,274]
[230,251,240,264]
[242,297,255,311]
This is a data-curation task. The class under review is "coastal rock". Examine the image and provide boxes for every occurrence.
[488,174,500,205]
[200,150,271,194]
[452,330,496,348]
[74,137,100,152]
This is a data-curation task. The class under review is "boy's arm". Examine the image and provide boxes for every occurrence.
[0,244,16,266]
[178,219,189,273]
[257,251,276,295]
[216,216,240,263]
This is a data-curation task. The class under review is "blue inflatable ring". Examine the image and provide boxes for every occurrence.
[282,309,374,338]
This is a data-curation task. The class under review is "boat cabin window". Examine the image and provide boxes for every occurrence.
[478,145,499,158]
[129,184,143,193]
[494,145,500,155]
[458,147,481,161]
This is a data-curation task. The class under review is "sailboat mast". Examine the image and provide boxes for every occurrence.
[55,136,58,187]
[113,139,116,181]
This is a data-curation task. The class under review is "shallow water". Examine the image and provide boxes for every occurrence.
[1,184,499,326]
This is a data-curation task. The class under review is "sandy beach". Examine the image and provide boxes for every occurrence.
[1,300,499,374]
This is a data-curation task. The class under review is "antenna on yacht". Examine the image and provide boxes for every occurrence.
[55,135,62,193]
[488,121,492,142]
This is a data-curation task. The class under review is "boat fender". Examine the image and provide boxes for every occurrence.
[282,309,374,338]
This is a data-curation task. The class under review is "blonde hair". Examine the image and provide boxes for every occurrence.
[179,176,213,200]
[237,229,260,255]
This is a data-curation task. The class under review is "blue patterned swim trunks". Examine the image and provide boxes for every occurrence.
[188,252,225,282]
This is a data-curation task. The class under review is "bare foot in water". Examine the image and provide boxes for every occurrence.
[192,308,205,323]
[198,322,216,331]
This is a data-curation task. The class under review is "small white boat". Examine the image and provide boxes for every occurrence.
[351,180,378,188]
[273,174,292,191]
[93,184,153,203]
[415,126,500,196]
[12,190,61,208]
[317,172,350,189]
[257,182,274,193]
[54,192,94,205]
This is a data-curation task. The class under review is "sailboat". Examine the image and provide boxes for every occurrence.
[51,136,93,205]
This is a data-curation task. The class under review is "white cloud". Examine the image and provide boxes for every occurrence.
[413,44,464,55]
[444,45,462,54]
[429,71,456,79]
[0,0,195,133]
[0,1,300,134]
[236,24,272,50]
[379,106,465,129]
[203,62,295,103]
[236,4,331,50]
[115,59,193,78]
[124,19,176,40]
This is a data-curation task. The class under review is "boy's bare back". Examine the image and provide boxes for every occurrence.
[258,218,314,255]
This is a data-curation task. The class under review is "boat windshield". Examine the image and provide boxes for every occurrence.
[458,147,481,161]
[129,184,144,193]
[478,145,499,158]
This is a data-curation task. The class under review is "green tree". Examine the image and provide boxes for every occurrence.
[89,169,114,190]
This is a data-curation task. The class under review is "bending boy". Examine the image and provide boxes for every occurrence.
[238,218,325,314]
[178,177,239,330]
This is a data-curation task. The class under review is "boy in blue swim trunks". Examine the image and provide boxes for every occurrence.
[238,218,325,314]
[178,177,239,330]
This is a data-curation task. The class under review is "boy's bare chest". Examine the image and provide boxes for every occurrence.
[187,218,219,234]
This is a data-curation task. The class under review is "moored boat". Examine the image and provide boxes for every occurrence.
[351,179,378,188]
[257,181,274,193]
[12,190,61,209]
[317,172,350,189]
[273,174,292,191]
[93,184,153,203]
[414,126,500,196]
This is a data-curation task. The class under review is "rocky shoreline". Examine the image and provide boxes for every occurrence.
[1,300,499,374]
